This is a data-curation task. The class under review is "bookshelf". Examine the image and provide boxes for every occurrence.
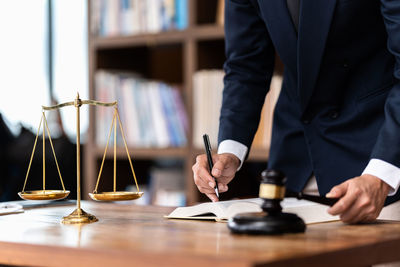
[85,0,272,205]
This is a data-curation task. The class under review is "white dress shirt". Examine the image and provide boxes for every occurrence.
[218,139,400,196]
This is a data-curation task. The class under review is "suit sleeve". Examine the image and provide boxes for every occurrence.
[218,0,275,150]
[371,1,400,165]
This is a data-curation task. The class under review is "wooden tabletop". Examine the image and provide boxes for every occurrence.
[1,201,400,267]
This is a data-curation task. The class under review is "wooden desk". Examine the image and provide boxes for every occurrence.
[0,201,400,267]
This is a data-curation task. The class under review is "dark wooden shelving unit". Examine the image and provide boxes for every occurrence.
[94,147,188,160]
[85,0,269,204]
[92,25,224,49]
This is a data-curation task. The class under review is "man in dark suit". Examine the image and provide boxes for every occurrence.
[193,0,400,223]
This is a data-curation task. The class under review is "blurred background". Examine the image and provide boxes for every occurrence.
[0,0,281,206]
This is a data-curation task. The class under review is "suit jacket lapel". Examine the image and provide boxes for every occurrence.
[298,0,337,112]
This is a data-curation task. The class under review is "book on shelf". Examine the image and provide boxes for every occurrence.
[192,70,282,151]
[149,166,185,206]
[192,70,224,149]
[216,0,224,26]
[95,70,188,148]
[252,75,282,149]
[175,0,188,30]
[125,184,151,205]
[91,0,188,37]
[166,198,339,224]
[125,164,185,206]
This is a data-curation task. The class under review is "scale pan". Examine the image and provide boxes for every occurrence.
[88,191,144,201]
[18,190,70,201]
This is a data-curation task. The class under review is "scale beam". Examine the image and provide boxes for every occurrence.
[42,100,117,110]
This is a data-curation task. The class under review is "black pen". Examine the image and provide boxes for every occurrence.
[285,190,339,206]
[203,134,219,198]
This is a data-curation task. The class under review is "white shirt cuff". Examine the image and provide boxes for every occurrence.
[217,139,248,170]
[362,158,400,196]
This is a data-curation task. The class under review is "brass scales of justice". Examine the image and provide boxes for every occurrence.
[18,93,143,224]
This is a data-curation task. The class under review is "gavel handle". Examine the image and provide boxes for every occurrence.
[285,190,339,206]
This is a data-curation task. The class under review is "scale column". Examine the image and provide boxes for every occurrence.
[42,112,46,193]
[113,107,117,192]
[62,93,98,224]
[76,94,81,211]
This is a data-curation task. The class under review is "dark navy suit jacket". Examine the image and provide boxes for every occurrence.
[219,0,400,204]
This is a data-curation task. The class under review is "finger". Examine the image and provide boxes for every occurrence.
[211,174,231,185]
[357,196,379,223]
[217,183,228,193]
[328,187,358,216]
[195,154,208,167]
[195,154,214,176]
[206,193,219,202]
[326,181,349,198]
[194,163,216,188]
[212,157,226,177]
[212,157,237,178]
[199,183,228,194]
[362,213,377,223]
[339,199,368,224]
[198,186,218,194]
[193,170,212,190]
[345,207,377,224]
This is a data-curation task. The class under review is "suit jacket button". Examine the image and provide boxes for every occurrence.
[302,119,310,124]
[329,110,339,119]
[342,62,349,68]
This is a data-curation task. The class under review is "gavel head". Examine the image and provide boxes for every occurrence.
[259,169,287,215]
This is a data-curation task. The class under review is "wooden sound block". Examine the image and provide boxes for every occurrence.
[228,212,306,235]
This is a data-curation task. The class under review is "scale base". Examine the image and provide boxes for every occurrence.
[228,212,306,235]
[62,208,98,224]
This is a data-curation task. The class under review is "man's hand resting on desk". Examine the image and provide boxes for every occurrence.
[192,153,240,202]
[326,174,390,223]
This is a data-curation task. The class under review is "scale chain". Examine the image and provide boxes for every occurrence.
[93,107,141,193]
[116,110,140,192]
[21,112,67,193]
[22,115,43,193]
[93,111,117,194]
[43,112,66,191]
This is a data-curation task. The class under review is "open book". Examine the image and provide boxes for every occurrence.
[166,198,339,224]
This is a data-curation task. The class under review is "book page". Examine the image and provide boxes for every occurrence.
[166,201,226,219]
[166,198,339,224]
[166,199,262,220]
[282,198,339,224]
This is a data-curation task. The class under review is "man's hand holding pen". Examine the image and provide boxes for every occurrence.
[192,153,240,202]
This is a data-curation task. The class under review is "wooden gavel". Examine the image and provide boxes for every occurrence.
[258,169,339,208]
[228,169,338,235]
